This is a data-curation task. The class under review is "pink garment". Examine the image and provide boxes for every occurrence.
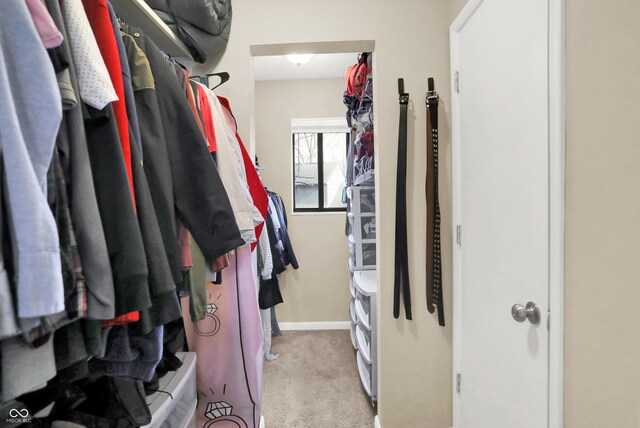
[183,245,263,428]
[25,0,64,49]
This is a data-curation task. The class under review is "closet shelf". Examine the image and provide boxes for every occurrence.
[110,0,193,60]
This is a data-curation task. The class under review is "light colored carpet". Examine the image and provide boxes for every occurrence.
[262,330,377,428]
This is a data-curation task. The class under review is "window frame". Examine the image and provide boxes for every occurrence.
[292,131,349,213]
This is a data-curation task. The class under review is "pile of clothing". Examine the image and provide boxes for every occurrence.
[343,52,374,186]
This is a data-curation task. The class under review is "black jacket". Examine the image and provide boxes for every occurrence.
[268,191,298,269]
[129,27,243,262]
[123,33,182,286]
[112,15,181,333]
[83,102,151,316]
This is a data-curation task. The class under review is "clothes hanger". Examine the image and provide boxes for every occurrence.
[191,72,230,90]
[116,16,126,29]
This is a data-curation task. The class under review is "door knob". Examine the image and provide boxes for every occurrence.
[511,302,541,325]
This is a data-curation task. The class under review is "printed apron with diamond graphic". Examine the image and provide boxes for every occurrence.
[182,245,263,428]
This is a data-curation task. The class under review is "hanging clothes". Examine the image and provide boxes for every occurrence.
[257,189,298,310]
[218,96,270,251]
[108,2,181,334]
[47,0,115,323]
[0,0,63,320]
[266,190,299,270]
[130,26,244,262]
[202,86,264,245]
[122,32,184,290]
[0,0,260,423]
[0,0,63,401]
[176,82,264,427]
[81,0,135,205]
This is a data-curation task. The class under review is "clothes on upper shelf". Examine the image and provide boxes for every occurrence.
[344,52,374,187]
[0,1,268,426]
[144,0,232,66]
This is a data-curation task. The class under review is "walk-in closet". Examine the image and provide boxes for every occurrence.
[1,1,638,428]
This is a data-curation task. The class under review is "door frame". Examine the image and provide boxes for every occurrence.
[449,1,566,427]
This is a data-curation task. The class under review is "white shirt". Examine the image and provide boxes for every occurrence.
[62,0,118,110]
[201,84,264,245]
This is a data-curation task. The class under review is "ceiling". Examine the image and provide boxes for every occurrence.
[254,53,358,81]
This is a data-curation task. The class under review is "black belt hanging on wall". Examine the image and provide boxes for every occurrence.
[425,77,445,327]
[393,78,412,320]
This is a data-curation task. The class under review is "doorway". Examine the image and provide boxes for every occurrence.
[250,41,379,428]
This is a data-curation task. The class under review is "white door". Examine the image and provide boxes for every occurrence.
[451,1,563,427]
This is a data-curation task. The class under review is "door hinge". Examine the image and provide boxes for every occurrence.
[456,225,462,248]
[456,373,462,393]
[454,71,460,94]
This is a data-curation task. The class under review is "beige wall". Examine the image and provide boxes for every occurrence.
[564,1,640,427]
[214,0,640,427]
[214,1,453,427]
[254,78,351,323]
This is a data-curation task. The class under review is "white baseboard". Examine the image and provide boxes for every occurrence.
[373,416,451,428]
[278,321,350,331]
[260,415,265,428]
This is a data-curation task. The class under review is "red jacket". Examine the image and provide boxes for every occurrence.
[82,0,135,208]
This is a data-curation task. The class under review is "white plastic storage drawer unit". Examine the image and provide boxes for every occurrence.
[356,350,377,399]
[142,352,197,428]
[346,186,376,270]
[352,270,377,399]
[347,186,375,216]
[348,234,376,270]
[353,270,376,330]
[347,212,376,241]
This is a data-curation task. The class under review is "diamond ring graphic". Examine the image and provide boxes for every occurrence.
[194,303,221,337]
[203,401,248,428]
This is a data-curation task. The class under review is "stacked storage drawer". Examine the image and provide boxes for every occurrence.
[142,352,197,428]
[349,277,358,350]
[346,184,377,400]
[353,270,377,399]
[346,186,376,270]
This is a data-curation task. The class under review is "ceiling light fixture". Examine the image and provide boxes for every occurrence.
[286,54,314,65]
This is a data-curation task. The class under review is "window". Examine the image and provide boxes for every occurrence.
[292,118,349,212]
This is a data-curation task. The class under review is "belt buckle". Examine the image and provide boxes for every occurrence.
[426,91,439,105]
[399,93,409,105]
